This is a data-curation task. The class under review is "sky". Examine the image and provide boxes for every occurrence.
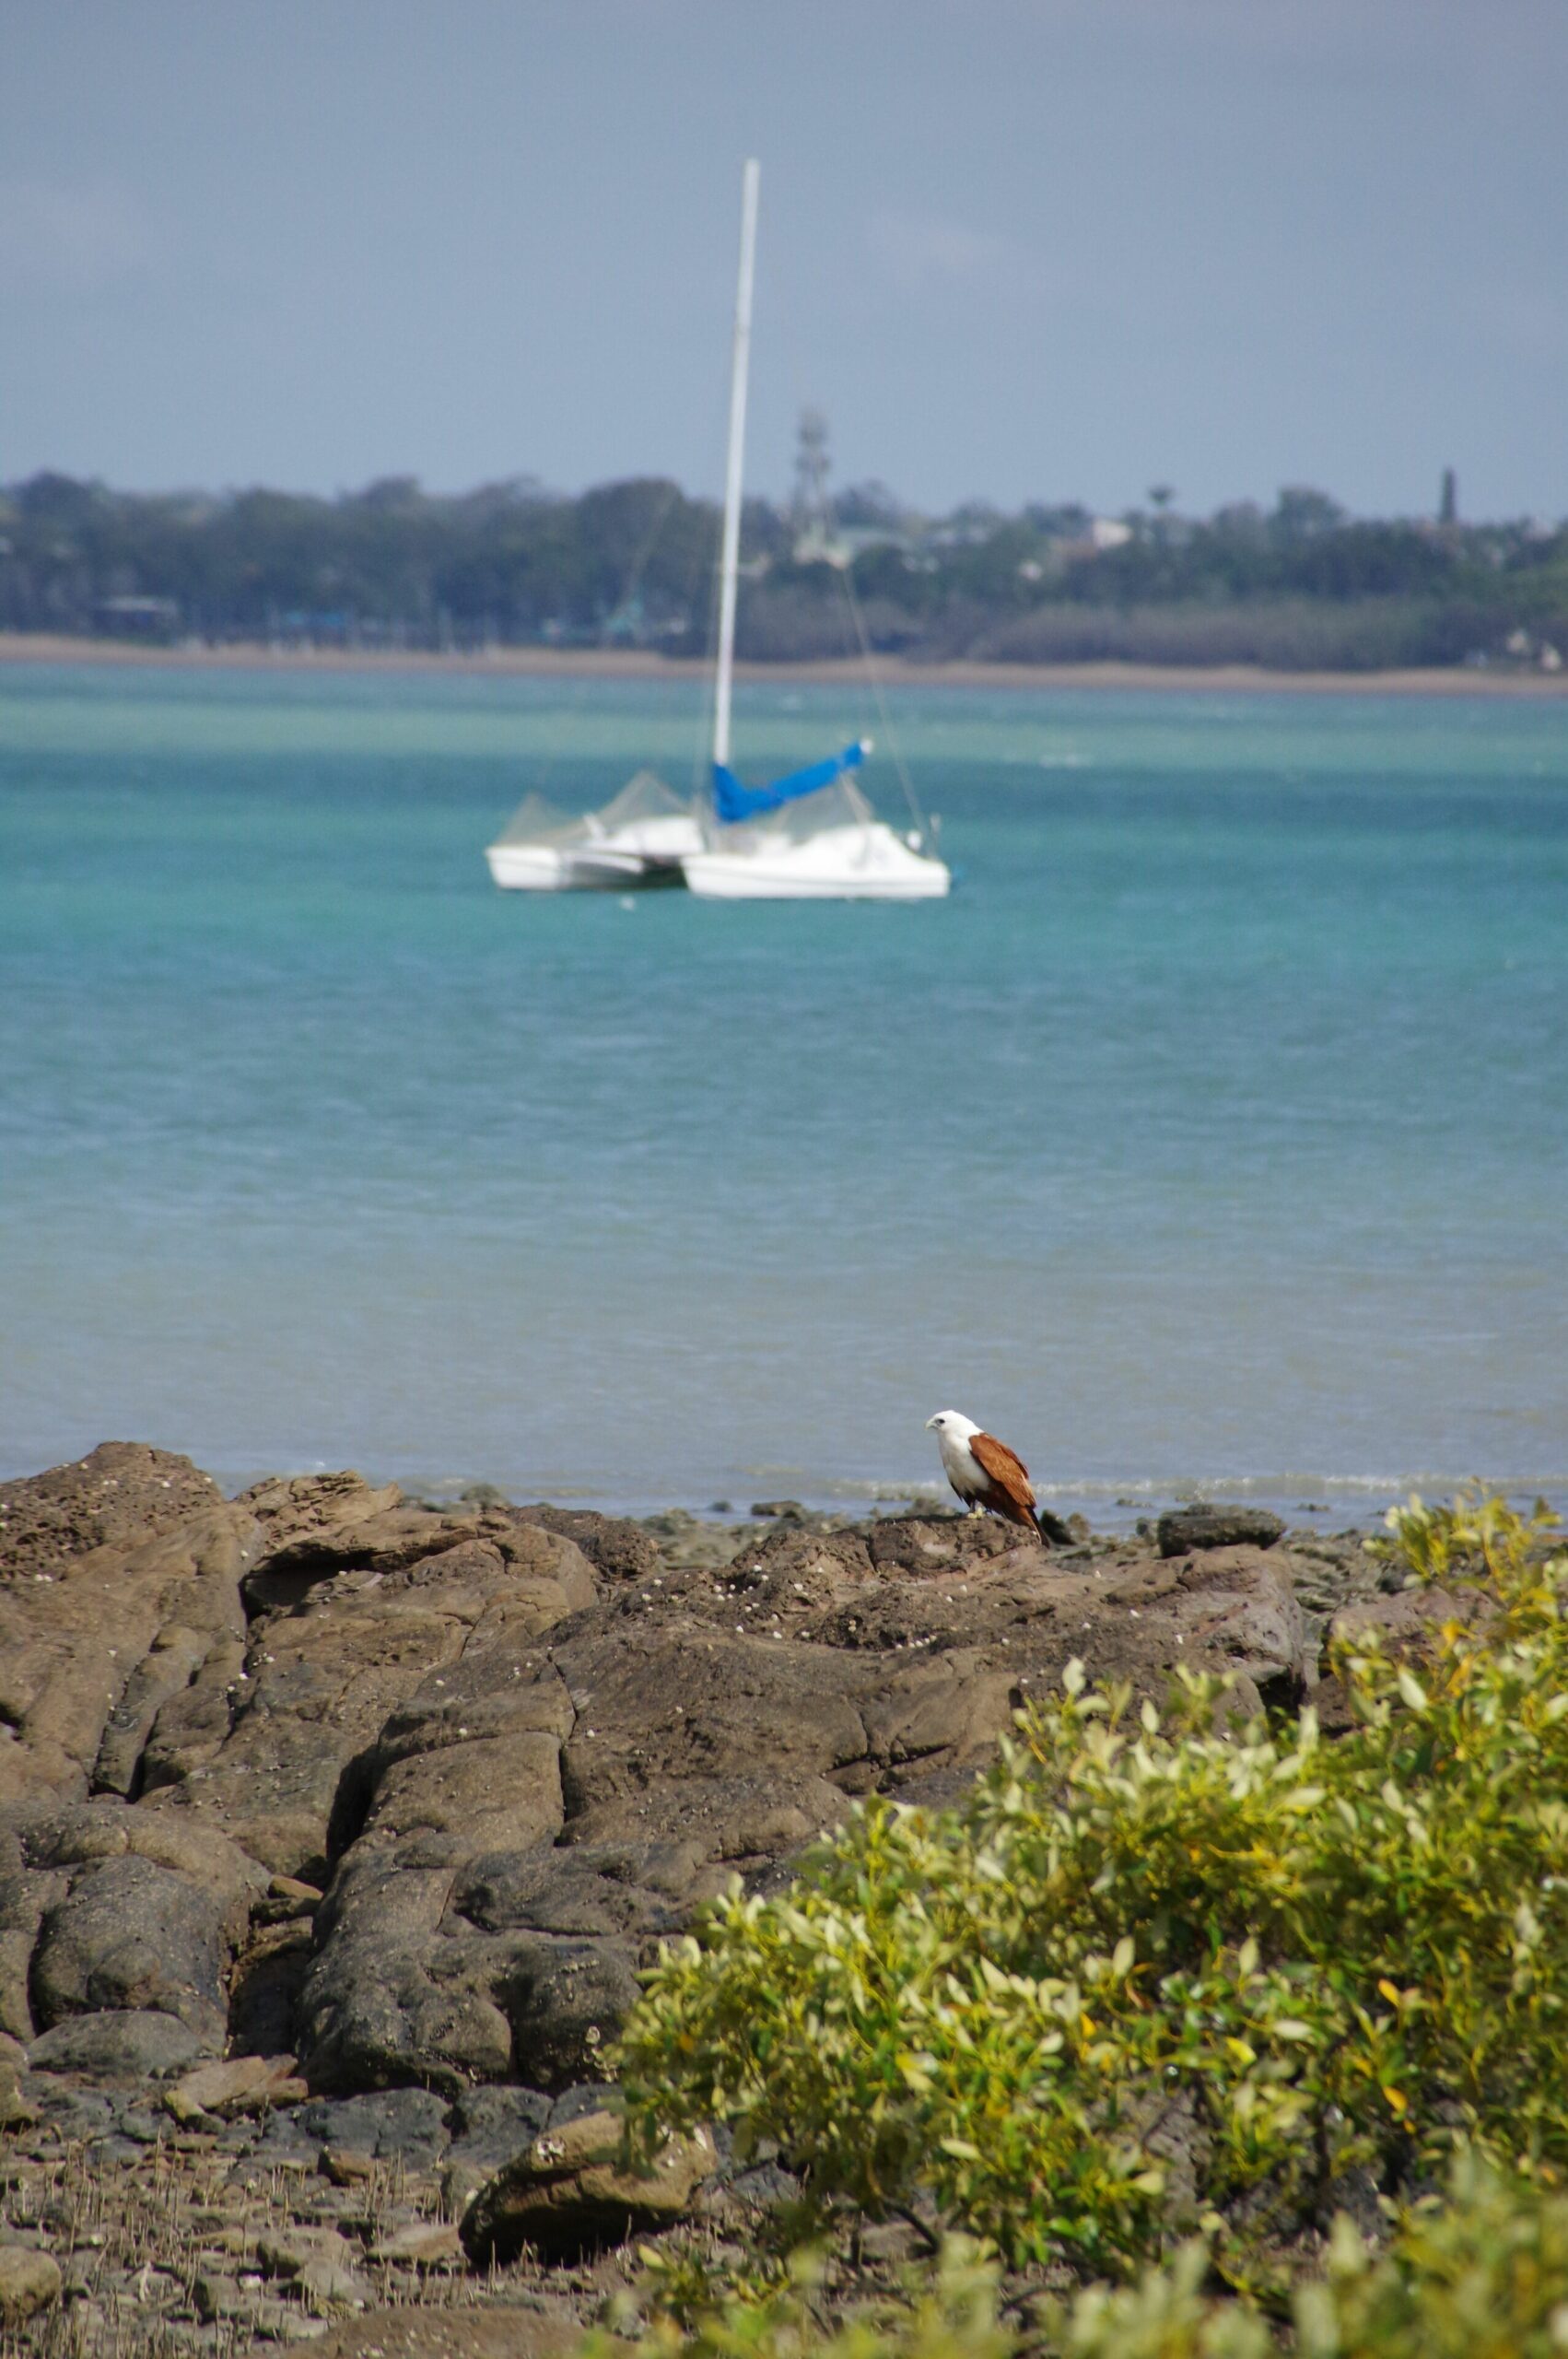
[4,1,1566,521]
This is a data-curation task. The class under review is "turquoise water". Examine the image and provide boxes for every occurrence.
[3,660,1565,1523]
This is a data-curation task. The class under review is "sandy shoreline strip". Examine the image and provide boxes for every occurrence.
[4,630,1568,698]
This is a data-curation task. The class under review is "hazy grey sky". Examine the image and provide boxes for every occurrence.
[5,1,1565,518]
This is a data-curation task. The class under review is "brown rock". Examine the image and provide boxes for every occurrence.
[234,1470,404,1565]
[0,1498,254,1809]
[301,1515,1309,2093]
[0,1442,224,1582]
[0,1802,264,2046]
[364,1731,565,1852]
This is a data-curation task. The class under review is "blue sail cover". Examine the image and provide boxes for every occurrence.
[712,738,866,823]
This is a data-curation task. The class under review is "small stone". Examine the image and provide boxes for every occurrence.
[295,2256,372,2313]
[166,2054,302,2122]
[369,2221,462,2265]
[193,2270,255,2322]
[257,2228,361,2280]
[0,2248,62,2325]
[321,2146,376,2186]
[270,1876,325,1907]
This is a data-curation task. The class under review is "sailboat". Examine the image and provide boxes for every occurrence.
[484,158,949,902]
[680,160,950,901]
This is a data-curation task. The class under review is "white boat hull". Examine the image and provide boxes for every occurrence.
[682,822,951,901]
[486,809,704,891]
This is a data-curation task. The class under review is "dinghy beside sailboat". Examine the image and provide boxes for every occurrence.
[486,770,700,891]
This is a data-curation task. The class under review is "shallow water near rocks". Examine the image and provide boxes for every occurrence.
[3,661,1565,1523]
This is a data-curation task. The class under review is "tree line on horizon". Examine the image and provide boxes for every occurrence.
[3,467,1566,672]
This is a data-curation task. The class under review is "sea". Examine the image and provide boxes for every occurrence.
[3,659,1565,1531]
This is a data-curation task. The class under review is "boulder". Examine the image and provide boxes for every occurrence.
[0,1798,264,2044]
[30,1850,230,2043]
[1157,1505,1286,1556]
[460,2108,718,2262]
[28,2007,209,2080]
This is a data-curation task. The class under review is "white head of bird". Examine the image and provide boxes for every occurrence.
[926,1410,983,1488]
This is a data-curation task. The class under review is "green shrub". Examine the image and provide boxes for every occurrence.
[616,1493,1568,2282]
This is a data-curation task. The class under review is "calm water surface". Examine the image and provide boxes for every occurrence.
[3,661,1565,1523]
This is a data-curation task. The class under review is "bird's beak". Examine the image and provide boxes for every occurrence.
[924,1416,938,1430]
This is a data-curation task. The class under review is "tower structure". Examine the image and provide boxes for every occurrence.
[791,407,832,540]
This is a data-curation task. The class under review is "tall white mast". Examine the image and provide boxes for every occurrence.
[712,158,759,775]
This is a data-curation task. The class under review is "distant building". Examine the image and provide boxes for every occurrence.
[1440,468,1458,526]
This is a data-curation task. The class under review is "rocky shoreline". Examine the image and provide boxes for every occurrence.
[0,1443,1396,2353]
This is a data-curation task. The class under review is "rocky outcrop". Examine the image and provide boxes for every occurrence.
[0,1449,1328,2113]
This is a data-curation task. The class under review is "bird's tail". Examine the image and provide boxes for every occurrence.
[1035,1505,1074,1547]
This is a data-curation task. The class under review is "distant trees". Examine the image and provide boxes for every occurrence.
[1,468,1565,671]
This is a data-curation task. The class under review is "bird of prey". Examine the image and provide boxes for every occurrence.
[925,1410,1073,1544]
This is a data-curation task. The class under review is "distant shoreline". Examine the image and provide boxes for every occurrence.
[4,630,1568,699]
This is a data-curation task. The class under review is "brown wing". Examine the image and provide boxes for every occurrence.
[970,1430,1036,1516]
